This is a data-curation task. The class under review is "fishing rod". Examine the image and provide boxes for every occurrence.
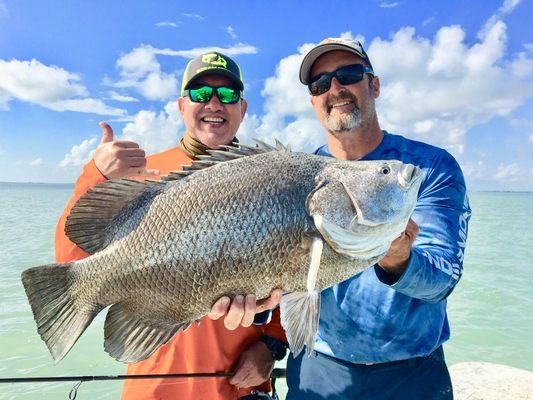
[0,368,287,399]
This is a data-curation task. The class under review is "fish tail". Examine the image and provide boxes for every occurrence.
[21,263,101,363]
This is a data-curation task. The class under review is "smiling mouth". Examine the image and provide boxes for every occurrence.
[201,116,226,124]
[327,99,356,113]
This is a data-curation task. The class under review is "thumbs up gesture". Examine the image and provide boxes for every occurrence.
[93,122,159,180]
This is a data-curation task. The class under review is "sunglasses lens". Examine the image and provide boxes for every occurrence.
[217,87,240,104]
[308,64,368,96]
[309,75,331,96]
[189,86,213,103]
[337,65,364,86]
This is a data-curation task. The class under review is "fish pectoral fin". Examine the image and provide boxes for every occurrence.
[280,291,320,358]
[104,302,190,363]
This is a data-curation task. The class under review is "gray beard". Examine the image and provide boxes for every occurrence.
[325,108,362,133]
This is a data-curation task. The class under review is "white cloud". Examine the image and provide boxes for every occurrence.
[0,59,126,116]
[480,0,522,39]
[251,20,533,155]
[494,162,521,181]
[156,43,258,58]
[112,43,258,101]
[29,158,43,166]
[529,134,533,142]
[511,51,533,78]
[107,91,139,102]
[380,2,401,8]
[227,26,238,39]
[121,101,184,154]
[182,13,204,20]
[155,21,178,28]
[47,98,126,115]
[499,0,521,14]
[59,137,98,168]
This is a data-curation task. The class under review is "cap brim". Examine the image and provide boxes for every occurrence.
[299,43,368,84]
[183,68,244,91]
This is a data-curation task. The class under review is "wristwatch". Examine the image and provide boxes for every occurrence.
[259,335,288,361]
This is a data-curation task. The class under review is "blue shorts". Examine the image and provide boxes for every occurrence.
[286,346,453,400]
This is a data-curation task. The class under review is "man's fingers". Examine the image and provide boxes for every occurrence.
[404,219,419,242]
[229,366,249,387]
[99,122,114,144]
[113,140,141,149]
[224,295,245,330]
[125,149,146,158]
[240,295,257,328]
[256,289,282,312]
[207,297,231,320]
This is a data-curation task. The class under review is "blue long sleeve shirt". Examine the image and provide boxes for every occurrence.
[313,131,471,363]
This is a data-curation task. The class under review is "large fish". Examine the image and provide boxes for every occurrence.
[21,141,423,364]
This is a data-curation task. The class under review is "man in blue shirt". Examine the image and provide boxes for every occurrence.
[286,37,471,399]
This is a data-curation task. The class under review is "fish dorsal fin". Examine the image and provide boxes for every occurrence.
[161,138,290,182]
[65,178,163,254]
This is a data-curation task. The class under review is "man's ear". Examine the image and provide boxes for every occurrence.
[240,99,248,120]
[372,76,380,99]
[178,97,185,116]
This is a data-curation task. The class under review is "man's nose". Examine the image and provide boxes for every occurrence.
[329,77,344,93]
[205,93,224,111]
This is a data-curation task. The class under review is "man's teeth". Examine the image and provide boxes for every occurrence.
[332,101,352,107]
[202,117,224,123]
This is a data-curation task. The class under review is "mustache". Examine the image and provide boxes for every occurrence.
[326,91,359,112]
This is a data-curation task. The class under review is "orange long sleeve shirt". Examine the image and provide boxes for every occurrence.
[55,145,286,400]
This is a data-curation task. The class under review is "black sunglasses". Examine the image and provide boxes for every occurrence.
[308,64,374,96]
[183,85,242,104]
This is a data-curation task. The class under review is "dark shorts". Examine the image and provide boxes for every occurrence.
[286,346,453,400]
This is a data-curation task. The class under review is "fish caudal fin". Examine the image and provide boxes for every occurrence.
[21,263,101,363]
[104,302,187,363]
[280,236,323,357]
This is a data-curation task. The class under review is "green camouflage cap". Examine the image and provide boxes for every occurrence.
[181,52,244,95]
[299,37,373,85]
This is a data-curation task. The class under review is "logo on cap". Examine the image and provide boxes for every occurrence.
[201,53,228,69]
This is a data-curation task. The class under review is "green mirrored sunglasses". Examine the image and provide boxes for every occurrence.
[184,86,241,104]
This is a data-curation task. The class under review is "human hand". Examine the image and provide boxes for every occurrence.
[378,218,419,277]
[229,341,274,388]
[93,122,159,180]
[207,289,282,330]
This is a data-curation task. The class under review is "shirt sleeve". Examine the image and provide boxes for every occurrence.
[55,159,108,263]
[375,150,472,302]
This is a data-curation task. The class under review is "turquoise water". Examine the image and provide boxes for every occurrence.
[0,184,532,399]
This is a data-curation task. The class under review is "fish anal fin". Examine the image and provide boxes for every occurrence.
[104,302,191,363]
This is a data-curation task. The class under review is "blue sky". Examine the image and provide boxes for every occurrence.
[0,0,532,190]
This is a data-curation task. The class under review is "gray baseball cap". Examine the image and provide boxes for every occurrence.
[181,52,244,95]
[299,37,373,85]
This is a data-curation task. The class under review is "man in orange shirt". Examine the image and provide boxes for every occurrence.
[55,52,286,400]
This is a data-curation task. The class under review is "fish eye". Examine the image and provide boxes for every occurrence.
[380,166,391,175]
